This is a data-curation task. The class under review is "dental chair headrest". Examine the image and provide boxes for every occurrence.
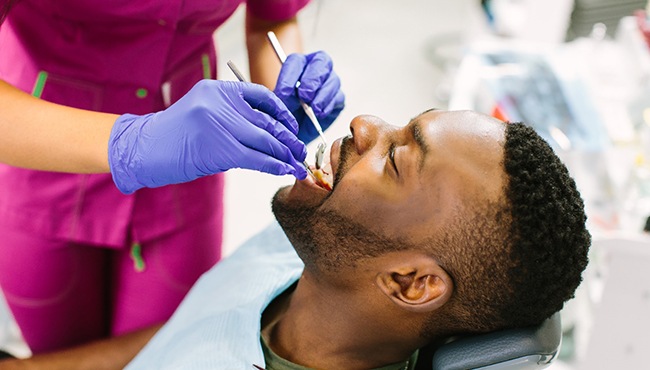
[426,312,562,370]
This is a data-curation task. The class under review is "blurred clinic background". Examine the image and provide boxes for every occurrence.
[3,0,650,368]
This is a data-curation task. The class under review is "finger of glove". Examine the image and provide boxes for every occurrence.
[274,53,308,100]
[238,107,307,162]
[317,103,344,134]
[317,89,345,122]
[233,114,307,171]
[241,82,300,135]
[237,148,302,177]
[238,135,308,179]
[296,51,333,105]
[307,72,343,118]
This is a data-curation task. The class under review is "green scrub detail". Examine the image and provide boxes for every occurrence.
[130,243,146,272]
[32,71,48,98]
[135,88,148,98]
[202,54,211,79]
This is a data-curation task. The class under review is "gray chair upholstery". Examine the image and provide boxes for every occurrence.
[428,313,562,370]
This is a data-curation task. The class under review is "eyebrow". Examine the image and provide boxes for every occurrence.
[406,108,436,172]
[409,120,429,173]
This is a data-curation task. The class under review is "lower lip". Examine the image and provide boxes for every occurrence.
[301,173,328,192]
[290,137,342,199]
[287,173,330,206]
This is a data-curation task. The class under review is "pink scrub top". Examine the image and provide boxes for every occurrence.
[0,0,309,247]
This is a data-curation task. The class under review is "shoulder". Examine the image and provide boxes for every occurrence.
[125,222,303,369]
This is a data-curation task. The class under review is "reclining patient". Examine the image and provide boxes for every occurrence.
[0,109,590,369]
[125,109,590,369]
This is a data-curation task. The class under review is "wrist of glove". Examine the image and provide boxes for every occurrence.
[108,113,154,194]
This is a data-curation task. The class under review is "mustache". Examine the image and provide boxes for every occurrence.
[333,134,354,189]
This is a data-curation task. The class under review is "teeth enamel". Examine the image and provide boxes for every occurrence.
[321,161,334,185]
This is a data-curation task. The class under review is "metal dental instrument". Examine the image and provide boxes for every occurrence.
[266,31,328,169]
[226,60,317,181]
[227,60,247,83]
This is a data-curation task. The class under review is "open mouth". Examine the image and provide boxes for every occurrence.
[280,138,340,207]
[311,161,333,191]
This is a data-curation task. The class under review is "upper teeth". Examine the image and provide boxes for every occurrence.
[321,161,334,185]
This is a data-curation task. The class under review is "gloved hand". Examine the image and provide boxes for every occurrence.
[274,51,345,144]
[109,79,308,194]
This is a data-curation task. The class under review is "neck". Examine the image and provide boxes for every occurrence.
[262,271,425,369]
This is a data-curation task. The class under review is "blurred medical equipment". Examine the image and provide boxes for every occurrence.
[479,0,645,43]
[567,0,646,40]
[575,236,650,370]
[267,31,328,170]
[449,41,608,151]
[480,0,574,43]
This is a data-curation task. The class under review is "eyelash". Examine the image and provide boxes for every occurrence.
[388,143,398,175]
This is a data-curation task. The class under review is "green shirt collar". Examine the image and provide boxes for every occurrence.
[260,335,419,370]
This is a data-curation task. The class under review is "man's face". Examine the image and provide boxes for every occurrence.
[272,110,507,271]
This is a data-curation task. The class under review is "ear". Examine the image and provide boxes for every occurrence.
[375,253,453,313]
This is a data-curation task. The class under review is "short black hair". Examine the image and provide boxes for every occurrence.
[501,123,590,326]
[426,122,590,335]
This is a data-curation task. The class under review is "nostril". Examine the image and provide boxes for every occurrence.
[349,114,380,155]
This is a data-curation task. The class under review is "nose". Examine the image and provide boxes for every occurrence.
[349,115,387,155]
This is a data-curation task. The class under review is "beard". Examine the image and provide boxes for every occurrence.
[271,136,403,272]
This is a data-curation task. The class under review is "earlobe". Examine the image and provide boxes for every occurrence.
[376,259,453,313]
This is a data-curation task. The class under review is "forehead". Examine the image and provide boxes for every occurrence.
[413,110,505,142]
[406,110,507,239]
[417,109,507,189]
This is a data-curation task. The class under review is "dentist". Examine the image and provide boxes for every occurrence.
[0,0,344,355]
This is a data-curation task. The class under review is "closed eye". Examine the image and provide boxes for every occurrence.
[388,142,399,176]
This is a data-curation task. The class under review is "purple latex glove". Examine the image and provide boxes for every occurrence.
[274,51,345,144]
[109,80,308,194]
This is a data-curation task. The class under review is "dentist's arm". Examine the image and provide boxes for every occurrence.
[0,79,308,194]
[245,14,303,89]
[0,324,161,370]
[0,79,115,173]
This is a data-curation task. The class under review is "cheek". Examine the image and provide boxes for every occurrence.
[326,173,383,218]
[324,174,443,237]
[325,163,393,219]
